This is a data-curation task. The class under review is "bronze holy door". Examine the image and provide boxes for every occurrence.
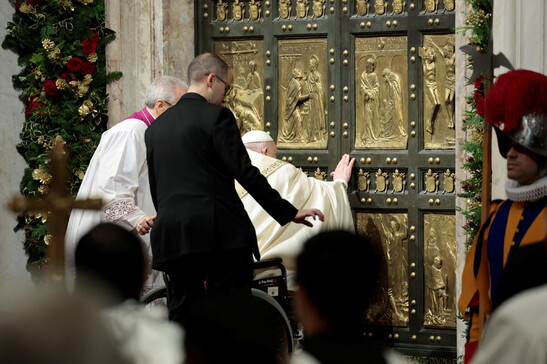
[196,0,457,360]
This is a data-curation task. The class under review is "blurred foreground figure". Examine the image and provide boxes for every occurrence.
[471,283,547,364]
[0,287,127,364]
[75,223,184,364]
[291,230,405,364]
[184,294,281,364]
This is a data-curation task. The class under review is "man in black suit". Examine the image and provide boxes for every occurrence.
[145,53,324,323]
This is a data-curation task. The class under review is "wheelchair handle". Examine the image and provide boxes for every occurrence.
[253,257,284,270]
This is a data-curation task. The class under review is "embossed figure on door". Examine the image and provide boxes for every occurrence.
[355,37,408,149]
[277,39,328,149]
[215,40,265,135]
[358,213,409,327]
[248,0,262,20]
[420,34,455,149]
[215,0,228,21]
[423,214,456,328]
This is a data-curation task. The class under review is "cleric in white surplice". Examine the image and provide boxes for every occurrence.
[64,76,187,293]
[237,130,355,284]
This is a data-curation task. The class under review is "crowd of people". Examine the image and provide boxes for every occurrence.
[2,54,545,364]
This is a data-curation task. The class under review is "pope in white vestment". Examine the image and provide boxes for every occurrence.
[238,131,355,284]
[65,76,187,292]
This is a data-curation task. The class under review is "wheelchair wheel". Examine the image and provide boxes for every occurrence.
[140,285,168,304]
[139,286,294,356]
[251,288,294,356]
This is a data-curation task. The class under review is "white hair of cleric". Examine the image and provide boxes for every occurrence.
[241,130,274,144]
[144,76,188,108]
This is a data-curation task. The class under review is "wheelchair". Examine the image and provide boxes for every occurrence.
[140,257,299,354]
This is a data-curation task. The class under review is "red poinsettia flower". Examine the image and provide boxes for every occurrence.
[25,101,42,117]
[60,72,71,81]
[473,89,483,102]
[66,57,84,72]
[89,29,100,42]
[82,61,96,75]
[81,39,97,55]
[44,80,58,96]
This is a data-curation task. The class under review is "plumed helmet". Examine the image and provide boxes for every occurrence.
[485,69,547,158]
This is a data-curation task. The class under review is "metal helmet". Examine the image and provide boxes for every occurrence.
[485,69,547,159]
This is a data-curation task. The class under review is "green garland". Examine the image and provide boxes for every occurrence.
[2,0,121,280]
[459,0,492,248]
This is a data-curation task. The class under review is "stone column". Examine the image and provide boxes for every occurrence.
[105,0,195,128]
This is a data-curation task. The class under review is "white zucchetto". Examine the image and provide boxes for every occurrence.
[241,130,274,144]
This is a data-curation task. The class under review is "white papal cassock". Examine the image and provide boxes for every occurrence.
[236,149,355,283]
[65,115,162,293]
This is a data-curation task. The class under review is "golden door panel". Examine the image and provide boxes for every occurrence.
[277,38,329,150]
[215,40,265,135]
[422,168,456,195]
[420,34,455,150]
[423,0,456,13]
[231,0,245,21]
[356,168,408,194]
[353,0,408,16]
[215,0,265,21]
[357,212,409,327]
[423,213,456,329]
[355,36,408,150]
[299,167,329,180]
[277,0,328,19]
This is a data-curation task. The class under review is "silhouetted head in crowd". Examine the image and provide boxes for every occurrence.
[295,230,381,336]
[75,223,146,304]
[183,294,281,364]
[0,288,128,364]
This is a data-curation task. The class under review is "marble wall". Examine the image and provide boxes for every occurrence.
[0,1,32,291]
[106,0,195,127]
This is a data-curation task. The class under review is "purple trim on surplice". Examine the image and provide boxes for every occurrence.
[122,107,155,126]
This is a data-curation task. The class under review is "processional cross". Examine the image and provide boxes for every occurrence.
[7,142,103,282]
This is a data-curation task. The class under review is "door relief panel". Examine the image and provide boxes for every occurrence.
[277,38,328,150]
[355,36,408,150]
[357,212,409,327]
[420,34,455,149]
[215,40,265,135]
[423,213,456,328]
